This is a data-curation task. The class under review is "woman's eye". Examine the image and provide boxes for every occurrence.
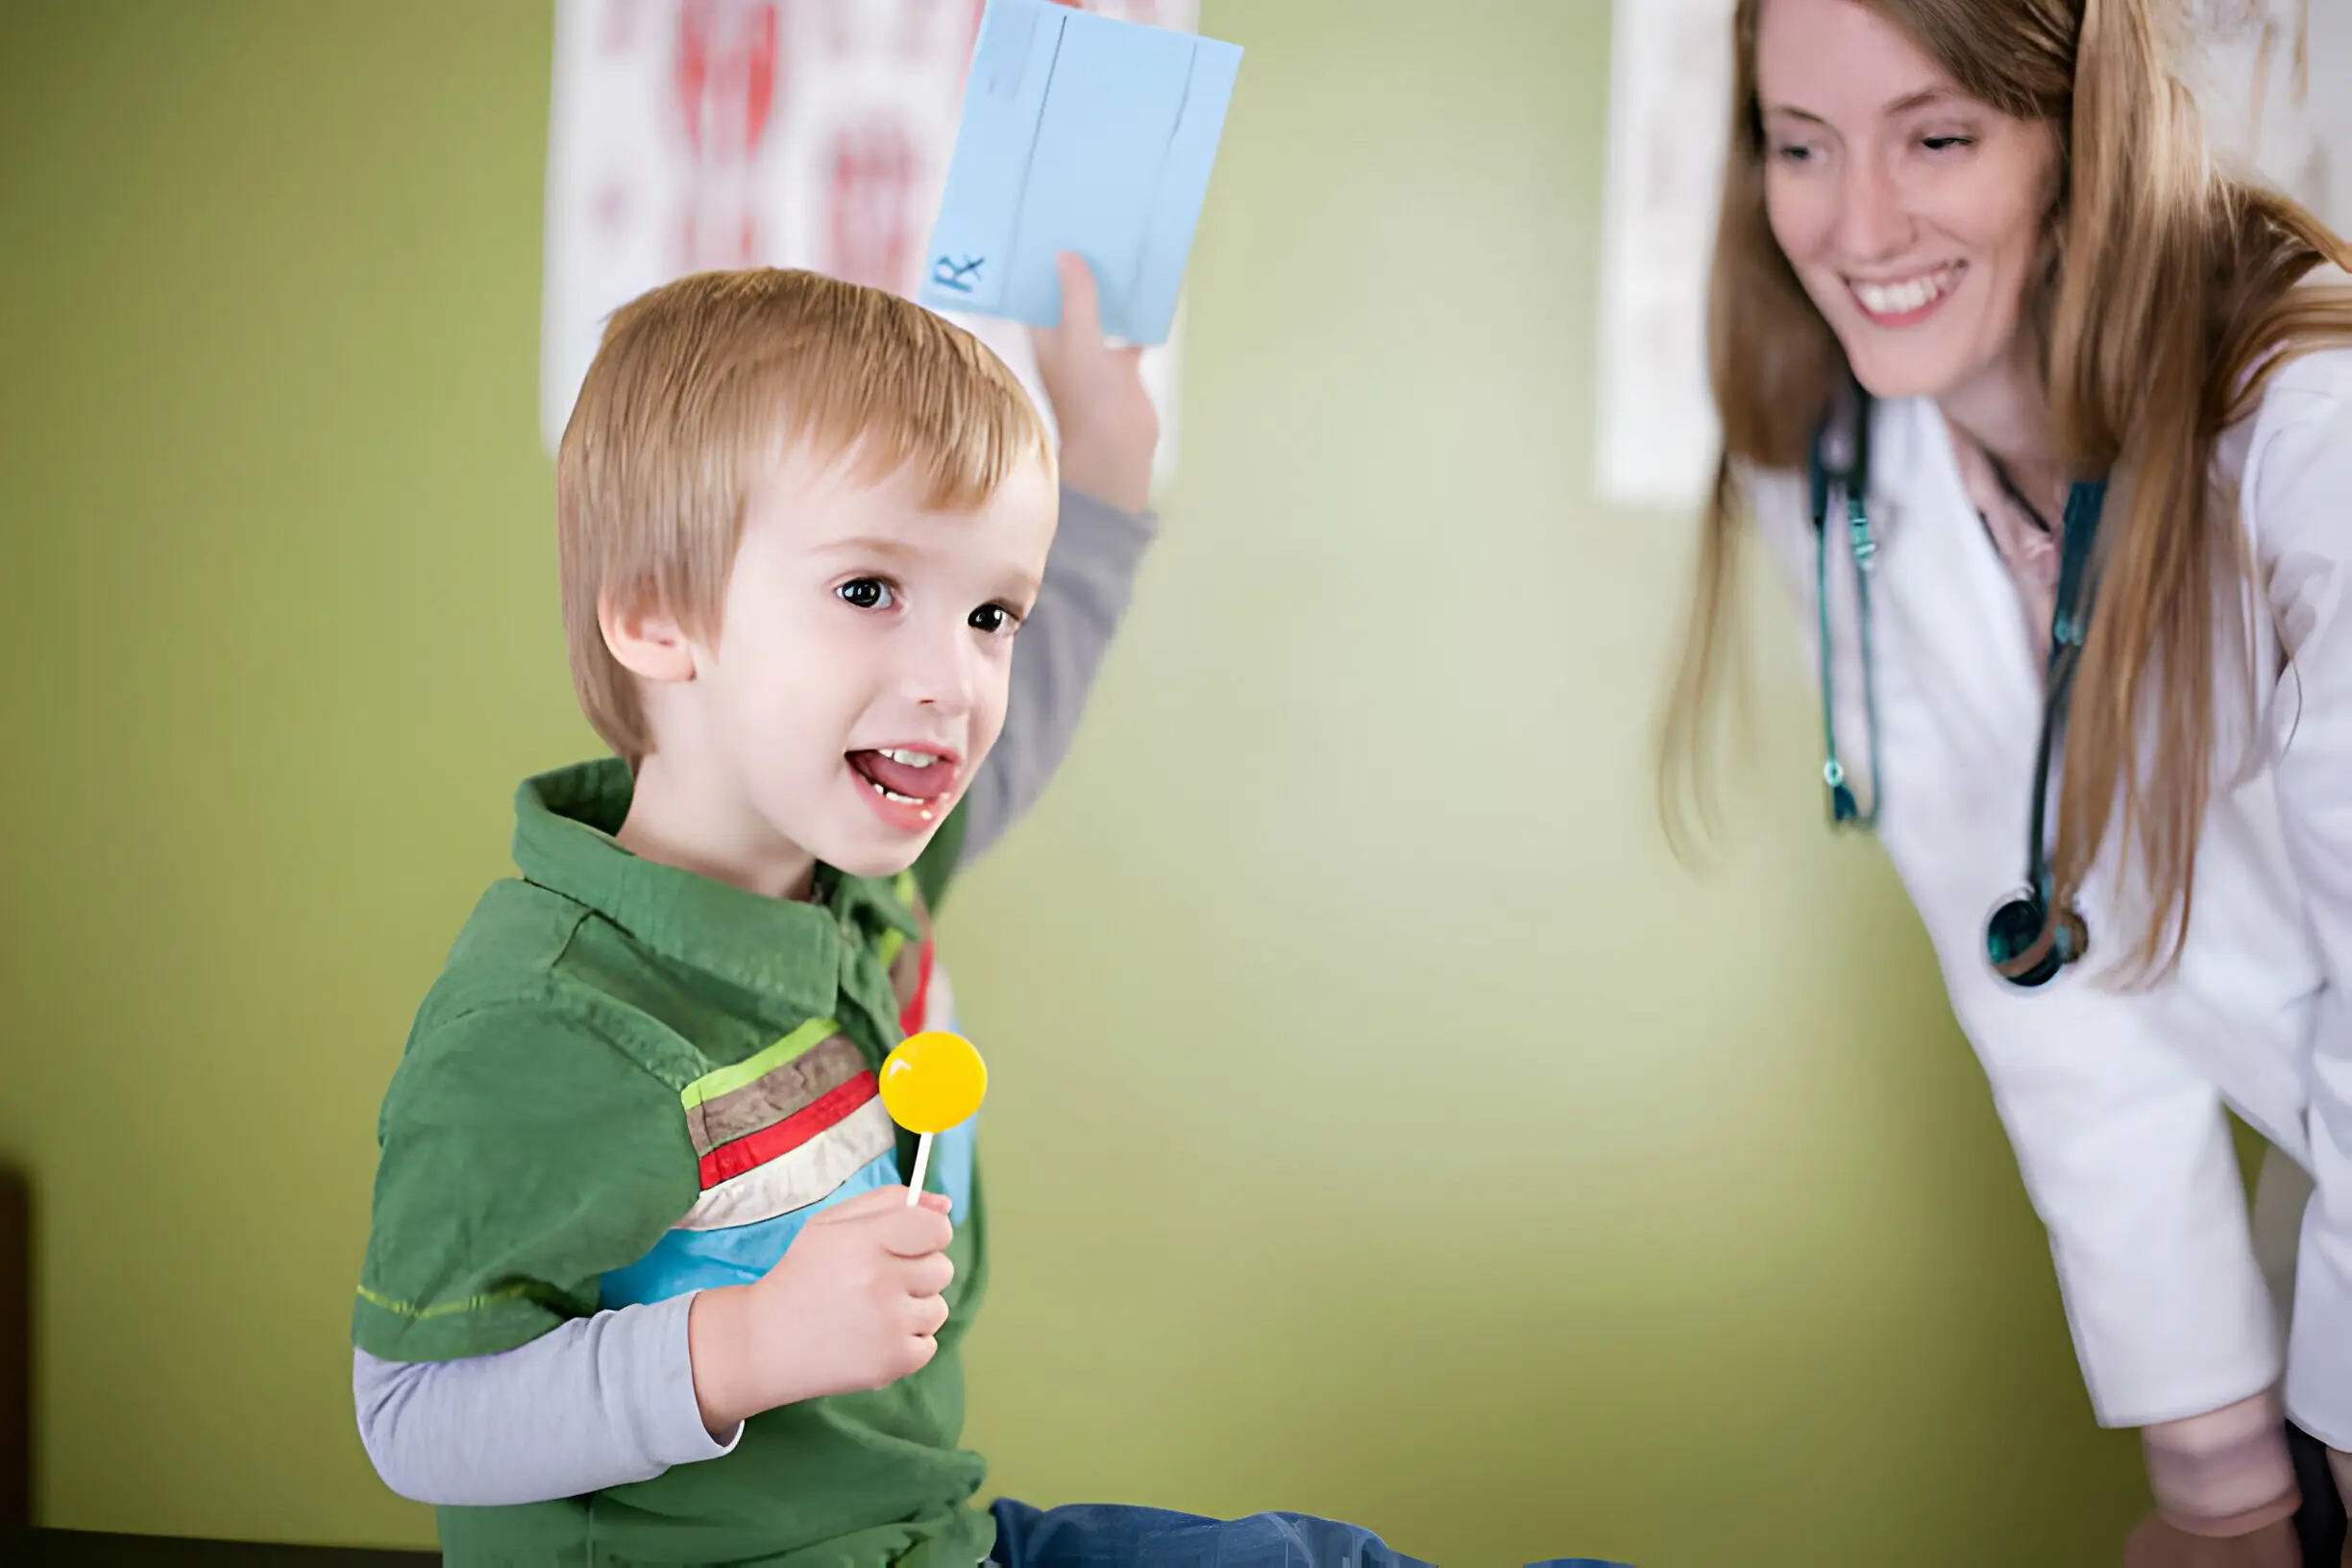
[1922,135,1974,153]
[838,578,895,611]
[968,603,1014,635]
[1773,142,1816,164]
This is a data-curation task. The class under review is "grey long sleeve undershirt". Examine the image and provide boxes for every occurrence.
[353,486,1157,1508]
[355,1293,734,1506]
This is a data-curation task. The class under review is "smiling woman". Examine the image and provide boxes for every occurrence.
[1759,68,2059,399]
[1658,0,2352,1564]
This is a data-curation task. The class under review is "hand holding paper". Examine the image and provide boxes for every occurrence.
[1031,253,1158,514]
[919,0,1242,347]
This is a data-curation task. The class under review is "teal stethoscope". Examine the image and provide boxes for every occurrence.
[1809,384,2110,989]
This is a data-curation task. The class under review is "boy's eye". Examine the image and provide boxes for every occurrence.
[968,603,1015,635]
[838,578,894,611]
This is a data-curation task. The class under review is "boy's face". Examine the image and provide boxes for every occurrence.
[682,443,1058,882]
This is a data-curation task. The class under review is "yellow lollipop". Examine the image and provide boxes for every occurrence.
[879,1031,988,1205]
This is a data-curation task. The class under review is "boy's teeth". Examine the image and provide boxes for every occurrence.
[880,748,936,768]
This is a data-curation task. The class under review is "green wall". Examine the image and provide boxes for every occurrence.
[0,2,2155,1561]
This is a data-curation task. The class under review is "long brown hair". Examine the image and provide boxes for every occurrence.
[1661,0,2352,980]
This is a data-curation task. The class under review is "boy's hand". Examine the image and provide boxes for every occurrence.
[688,1185,955,1434]
[1030,251,1158,516]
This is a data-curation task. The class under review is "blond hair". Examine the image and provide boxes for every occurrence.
[1662,0,2352,980]
[555,268,1053,762]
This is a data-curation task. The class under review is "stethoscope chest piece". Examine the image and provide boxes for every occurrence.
[1983,885,2088,990]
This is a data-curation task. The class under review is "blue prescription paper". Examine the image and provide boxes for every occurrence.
[919,0,1241,346]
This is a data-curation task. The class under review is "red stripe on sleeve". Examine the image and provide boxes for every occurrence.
[698,1070,880,1188]
[897,936,935,1039]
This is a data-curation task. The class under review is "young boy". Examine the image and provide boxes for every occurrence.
[351,265,1426,1566]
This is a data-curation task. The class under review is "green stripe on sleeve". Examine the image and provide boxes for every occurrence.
[679,1017,840,1111]
[355,1282,530,1320]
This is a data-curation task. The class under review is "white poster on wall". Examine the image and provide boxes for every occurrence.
[1590,0,2352,513]
[2187,0,2352,227]
[1591,0,1736,511]
[540,0,1193,492]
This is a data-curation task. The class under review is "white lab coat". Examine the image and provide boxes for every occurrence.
[1745,346,2352,1443]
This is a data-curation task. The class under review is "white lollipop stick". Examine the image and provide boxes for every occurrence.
[906,1131,934,1207]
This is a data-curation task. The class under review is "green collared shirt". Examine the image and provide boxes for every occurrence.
[355,759,990,1567]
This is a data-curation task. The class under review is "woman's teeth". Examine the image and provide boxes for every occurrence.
[1853,270,1953,316]
[878,748,937,768]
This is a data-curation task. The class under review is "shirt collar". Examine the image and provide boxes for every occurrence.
[510,759,919,1024]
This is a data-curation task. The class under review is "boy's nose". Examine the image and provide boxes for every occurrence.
[900,620,979,716]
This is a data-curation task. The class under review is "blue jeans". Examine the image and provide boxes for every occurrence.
[986,1498,1424,1567]
[986,1498,1633,1567]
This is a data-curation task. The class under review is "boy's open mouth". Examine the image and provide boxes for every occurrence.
[846,747,959,809]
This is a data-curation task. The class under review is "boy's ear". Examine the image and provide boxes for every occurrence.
[599,588,698,684]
